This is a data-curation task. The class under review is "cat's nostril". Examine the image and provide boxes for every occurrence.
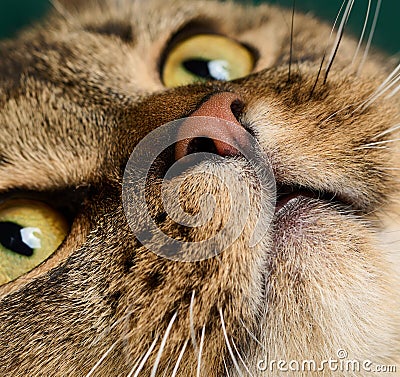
[175,92,249,160]
[187,137,218,155]
[230,98,245,122]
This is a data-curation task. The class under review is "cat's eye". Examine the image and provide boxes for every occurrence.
[162,34,254,87]
[0,199,69,285]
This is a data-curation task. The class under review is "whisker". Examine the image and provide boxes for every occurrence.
[354,146,388,150]
[239,318,265,352]
[310,0,347,97]
[223,357,231,377]
[129,336,159,377]
[93,309,133,346]
[354,138,400,150]
[171,340,189,377]
[190,290,198,355]
[324,0,355,84]
[288,0,296,82]
[372,124,400,140]
[386,84,400,99]
[370,63,400,97]
[357,0,382,75]
[219,308,243,377]
[196,326,206,377]
[354,145,387,151]
[150,311,178,377]
[320,103,359,125]
[351,0,371,66]
[85,340,118,377]
[231,337,254,377]
[365,73,400,107]
[355,63,400,111]
[126,353,147,377]
[273,1,301,79]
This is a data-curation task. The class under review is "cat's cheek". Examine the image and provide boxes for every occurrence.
[262,202,398,361]
[271,198,378,261]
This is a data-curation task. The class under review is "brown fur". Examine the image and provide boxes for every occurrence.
[0,0,399,376]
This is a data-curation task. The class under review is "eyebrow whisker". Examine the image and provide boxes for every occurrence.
[357,0,382,75]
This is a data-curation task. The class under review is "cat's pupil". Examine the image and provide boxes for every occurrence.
[0,222,34,256]
[182,59,230,81]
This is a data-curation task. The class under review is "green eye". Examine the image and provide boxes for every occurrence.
[0,199,69,285]
[162,34,254,87]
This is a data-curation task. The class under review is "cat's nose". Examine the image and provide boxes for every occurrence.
[175,92,248,160]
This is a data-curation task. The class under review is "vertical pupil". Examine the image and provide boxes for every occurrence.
[0,221,34,256]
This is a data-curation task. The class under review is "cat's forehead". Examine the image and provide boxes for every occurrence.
[44,0,292,68]
[64,0,273,38]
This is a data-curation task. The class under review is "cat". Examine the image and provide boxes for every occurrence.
[0,0,399,376]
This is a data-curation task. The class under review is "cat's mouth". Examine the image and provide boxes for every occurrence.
[153,142,356,223]
[274,183,351,215]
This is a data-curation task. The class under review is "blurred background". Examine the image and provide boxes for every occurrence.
[0,0,398,55]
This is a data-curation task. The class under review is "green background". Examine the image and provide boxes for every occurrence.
[0,0,398,54]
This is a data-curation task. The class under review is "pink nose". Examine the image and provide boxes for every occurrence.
[175,92,248,160]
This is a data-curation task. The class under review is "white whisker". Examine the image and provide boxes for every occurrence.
[355,138,400,150]
[190,290,198,355]
[223,357,231,377]
[171,340,189,377]
[93,309,133,346]
[129,336,159,377]
[86,340,118,377]
[231,337,254,377]
[371,63,400,97]
[126,354,145,377]
[351,0,371,66]
[196,326,206,377]
[219,309,243,377]
[150,311,178,377]
[357,0,382,75]
[386,84,400,99]
[331,0,348,41]
[354,146,388,150]
[372,124,400,140]
[239,318,265,352]
[356,63,400,111]
[362,73,400,109]
[321,103,359,125]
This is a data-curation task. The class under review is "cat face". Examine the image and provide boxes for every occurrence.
[0,0,399,376]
